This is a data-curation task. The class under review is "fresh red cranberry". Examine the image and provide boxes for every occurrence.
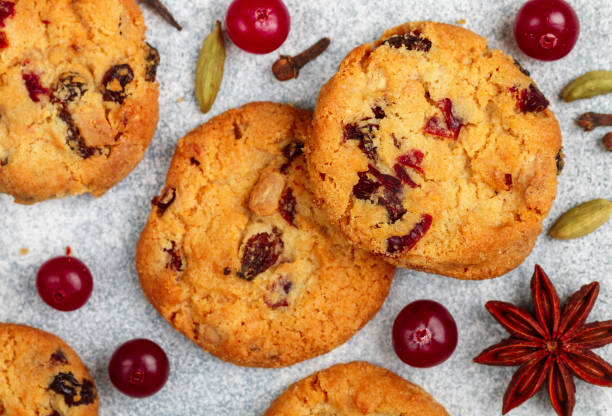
[392,300,458,368]
[514,0,579,61]
[225,0,290,54]
[36,256,93,312]
[108,339,169,398]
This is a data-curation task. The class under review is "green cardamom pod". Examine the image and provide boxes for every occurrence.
[561,70,612,102]
[549,199,612,240]
[195,20,225,114]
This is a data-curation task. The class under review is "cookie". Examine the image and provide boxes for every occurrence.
[136,102,395,368]
[263,361,449,415]
[308,21,562,280]
[0,323,99,415]
[0,0,159,203]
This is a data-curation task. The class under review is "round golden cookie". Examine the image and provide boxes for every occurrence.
[0,323,99,415]
[308,21,562,280]
[136,102,395,368]
[0,0,159,203]
[263,361,449,415]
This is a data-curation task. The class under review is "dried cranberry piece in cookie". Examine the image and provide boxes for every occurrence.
[397,150,425,174]
[0,32,8,49]
[152,187,176,215]
[50,350,69,365]
[344,123,377,159]
[518,84,549,113]
[238,227,284,281]
[49,372,97,406]
[53,73,88,103]
[504,174,513,190]
[163,241,183,271]
[22,73,49,102]
[382,32,432,51]
[424,99,463,139]
[144,43,160,82]
[280,141,304,172]
[278,187,297,226]
[102,64,134,103]
[372,105,386,119]
[264,275,292,309]
[380,187,407,223]
[387,214,433,254]
[353,169,381,200]
[0,1,15,28]
[57,104,100,158]
[353,165,406,223]
[394,164,418,188]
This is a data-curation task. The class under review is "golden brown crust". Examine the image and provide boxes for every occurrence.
[0,0,159,203]
[0,323,99,416]
[136,102,395,367]
[308,21,561,280]
[263,362,449,416]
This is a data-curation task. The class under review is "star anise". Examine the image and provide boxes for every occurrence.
[474,265,612,416]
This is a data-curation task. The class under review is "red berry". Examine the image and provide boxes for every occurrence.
[225,0,290,54]
[108,339,169,398]
[514,0,579,61]
[392,300,458,368]
[36,256,93,311]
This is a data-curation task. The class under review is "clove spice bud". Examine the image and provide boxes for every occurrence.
[138,0,183,31]
[576,112,612,131]
[272,38,331,81]
[603,132,612,151]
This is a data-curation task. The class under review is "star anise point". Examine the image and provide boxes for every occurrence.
[475,265,612,416]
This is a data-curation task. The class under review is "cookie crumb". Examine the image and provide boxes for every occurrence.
[20,248,29,256]
[177,97,185,103]
[456,19,466,25]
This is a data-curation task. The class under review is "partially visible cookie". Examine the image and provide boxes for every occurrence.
[0,323,99,415]
[136,102,395,368]
[309,21,561,279]
[263,361,449,415]
[0,0,159,203]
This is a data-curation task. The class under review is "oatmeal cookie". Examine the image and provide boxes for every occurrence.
[263,361,449,415]
[0,323,99,415]
[308,21,562,279]
[0,0,159,203]
[136,102,395,368]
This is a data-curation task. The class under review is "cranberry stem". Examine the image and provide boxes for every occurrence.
[414,327,432,343]
[539,33,558,49]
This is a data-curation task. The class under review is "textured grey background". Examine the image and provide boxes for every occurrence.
[0,0,610,414]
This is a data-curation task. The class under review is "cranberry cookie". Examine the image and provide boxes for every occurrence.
[309,21,562,279]
[0,323,99,415]
[136,102,395,368]
[0,0,159,203]
[263,361,449,415]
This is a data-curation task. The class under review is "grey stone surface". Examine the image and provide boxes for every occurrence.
[0,0,611,414]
